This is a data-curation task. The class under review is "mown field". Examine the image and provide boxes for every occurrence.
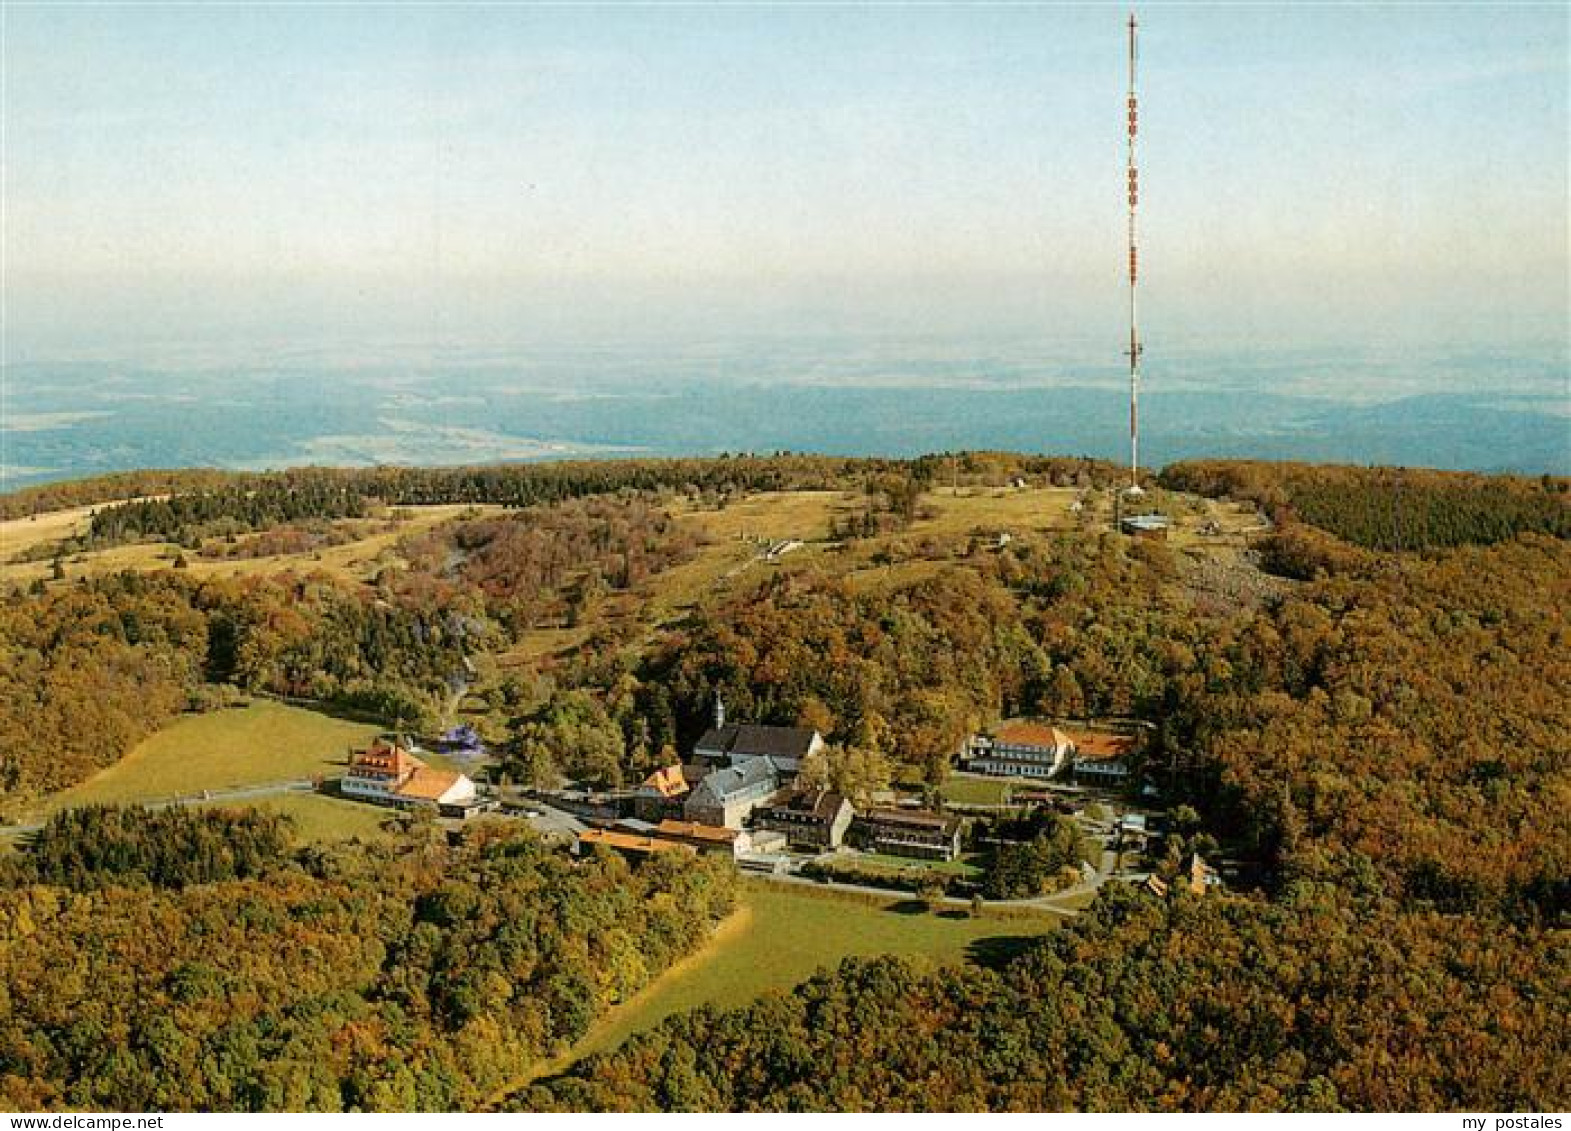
[940,773,1032,806]
[29,701,385,818]
[195,791,398,844]
[536,880,1059,1079]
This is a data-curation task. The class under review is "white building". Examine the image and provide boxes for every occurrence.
[342,739,476,809]
[965,722,1074,780]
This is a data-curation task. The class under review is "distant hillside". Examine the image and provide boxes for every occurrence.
[1,452,1125,534]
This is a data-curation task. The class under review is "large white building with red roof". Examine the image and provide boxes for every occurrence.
[965,721,1075,779]
[342,738,477,808]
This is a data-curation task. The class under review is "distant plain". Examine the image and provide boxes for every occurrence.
[5,336,1567,493]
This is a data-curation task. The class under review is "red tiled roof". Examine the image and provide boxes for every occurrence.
[581,829,696,856]
[350,740,425,778]
[655,819,739,845]
[1071,731,1138,761]
[993,721,1071,750]
[394,768,464,802]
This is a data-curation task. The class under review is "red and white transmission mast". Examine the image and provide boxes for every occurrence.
[1125,11,1144,497]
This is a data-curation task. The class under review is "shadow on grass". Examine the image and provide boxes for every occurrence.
[965,934,1045,970]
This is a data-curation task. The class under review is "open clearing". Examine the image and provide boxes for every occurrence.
[541,880,1058,1076]
[5,486,1262,603]
[0,502,100,562]
[941,774,1034,806]
[913,485,1081,536]
[30,701,387,819]
[0,503,508,588]
[195,791,396,843]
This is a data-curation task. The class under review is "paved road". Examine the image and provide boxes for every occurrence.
[759,830,1142,916]
[755,865,1104,917]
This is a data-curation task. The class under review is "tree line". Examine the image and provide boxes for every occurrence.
[521,882,1567,1112]
[1162,460,1569,552]
[0,808,737,1111]
[0,571,472,816]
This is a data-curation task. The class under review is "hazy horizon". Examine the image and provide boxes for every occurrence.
[3,4,1567,483]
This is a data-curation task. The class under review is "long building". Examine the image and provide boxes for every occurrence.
[576,828,697,860]
[694,723,823,776]
[851,808,963,861]
[964,722,1074,779]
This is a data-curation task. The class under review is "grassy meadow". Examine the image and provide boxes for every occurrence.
[195,790,398,843]
[940,774,1031,806]
[31,701,385,818]
[538,880,1059,1077]
[0,503,507,588]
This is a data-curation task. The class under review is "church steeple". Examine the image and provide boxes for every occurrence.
[714,692,726,729]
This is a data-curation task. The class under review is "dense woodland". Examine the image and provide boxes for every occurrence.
[1162,460,1569,551]
[0,469,238,521]
[10,805,292,890]
[0,810,736,1110]
[2,454,1568,1111]
[0,571,471,814]
[1163,534,1570,919]
[515,462,1570,1111]
[608,532,1203,789]
[524,885,1567,1112]
[977,810,1098,899]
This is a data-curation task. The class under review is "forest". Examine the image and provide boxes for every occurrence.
[594,529,1207,790]
[2,453,1567,1111]
[0,808,736,1110]
[523,884,1566,1112]
[511,463,1569,1111]
[1161,460,1569,551]
[8,805,292,890]
[391,494,705,633]
[0,570,470,814]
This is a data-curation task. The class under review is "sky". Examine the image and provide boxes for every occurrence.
[4,3,1568,361]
